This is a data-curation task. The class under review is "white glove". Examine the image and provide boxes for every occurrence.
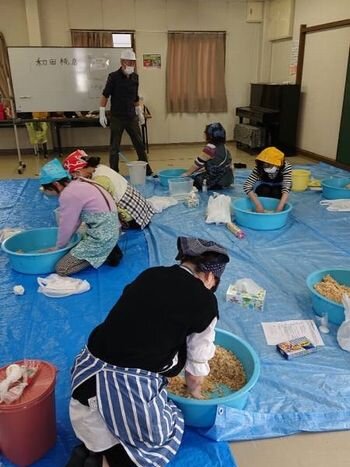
[99,107,108,128]
[135,106,145,126]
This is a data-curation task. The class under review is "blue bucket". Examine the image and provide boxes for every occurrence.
[1,227,80,274]
[321,178,350,199]
[168,329,260,428]
[233,197,292,231]
[306,268,350,325]
[158,168,187,188]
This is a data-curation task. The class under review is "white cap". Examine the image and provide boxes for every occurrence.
[121,49,136,61]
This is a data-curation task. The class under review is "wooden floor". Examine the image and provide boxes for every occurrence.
[0,142,314,179]
[0,144,348,467]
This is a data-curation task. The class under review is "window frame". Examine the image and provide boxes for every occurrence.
[70,29,135,49]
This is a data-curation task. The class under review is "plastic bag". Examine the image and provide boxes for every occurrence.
[0,361,40,404]
[320,199,350,212]
[37,273,91,298]
[337,294,350,352]
[147,196,178,213]
[206,193,231,224]
[233,278,263,294]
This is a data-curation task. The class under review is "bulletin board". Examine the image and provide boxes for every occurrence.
[8,47,127,112]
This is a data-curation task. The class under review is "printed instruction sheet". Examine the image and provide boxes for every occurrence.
[262,320,325,346]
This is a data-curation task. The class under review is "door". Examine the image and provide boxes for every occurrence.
[337,48,350,166]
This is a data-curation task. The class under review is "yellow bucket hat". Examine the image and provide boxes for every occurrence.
[256,147,285,167]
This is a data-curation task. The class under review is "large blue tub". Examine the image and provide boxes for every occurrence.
[321,178,350,199]
[233,197,293,231]
[1,227,80,274]
[167,328,260,428]
[158,168,187,188]
[306,268,350,325]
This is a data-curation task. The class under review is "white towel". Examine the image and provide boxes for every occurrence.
[147,196,178,213]
[320,199,350,211]
[37,274,90,298]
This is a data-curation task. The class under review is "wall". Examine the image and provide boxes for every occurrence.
[261,0,350,159]
[0,0,263,151]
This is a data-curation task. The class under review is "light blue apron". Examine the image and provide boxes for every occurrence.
[70,210,120,268]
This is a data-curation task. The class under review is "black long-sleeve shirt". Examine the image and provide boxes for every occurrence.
[102,67,139,118]
[88,265,219,374]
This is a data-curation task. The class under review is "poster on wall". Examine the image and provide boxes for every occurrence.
[289,40,299,76]
[143,54,161,68]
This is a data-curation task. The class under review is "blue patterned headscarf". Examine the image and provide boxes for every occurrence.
[40,159,70,185]
[175,236,229,278]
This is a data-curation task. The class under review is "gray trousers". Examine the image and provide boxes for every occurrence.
[110,115,151,174]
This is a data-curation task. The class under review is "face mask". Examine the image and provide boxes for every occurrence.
[124,66,135,75]
[264,166,278,174]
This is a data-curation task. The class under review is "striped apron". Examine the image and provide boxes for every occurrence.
[71,347,184,467]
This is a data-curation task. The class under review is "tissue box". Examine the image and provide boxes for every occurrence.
[226,284,266,311]
[276,336,317,359]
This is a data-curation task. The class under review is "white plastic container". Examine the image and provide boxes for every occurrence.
[168,177,194,199]
[126,161,147,185]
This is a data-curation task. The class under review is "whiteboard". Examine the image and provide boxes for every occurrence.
[8,47,127,112]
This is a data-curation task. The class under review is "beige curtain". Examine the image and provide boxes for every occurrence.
[166,32,227,113]
[0,32,12,99]
[71,31,113,47]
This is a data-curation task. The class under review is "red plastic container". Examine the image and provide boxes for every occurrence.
[0,360,57,466]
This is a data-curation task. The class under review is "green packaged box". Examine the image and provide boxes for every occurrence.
[226,284,266,311]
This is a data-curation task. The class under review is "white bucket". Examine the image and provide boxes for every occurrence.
[127,161,147,185]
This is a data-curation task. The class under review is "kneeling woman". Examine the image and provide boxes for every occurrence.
[67,236,229,467]
[40,159,121,276]
[243,146,292,213]
[63,150,155,230]
[184,122,233,191]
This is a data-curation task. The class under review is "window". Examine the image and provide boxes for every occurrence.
[71,30,134,49]
[112,33,132,48]
[166,32,227,113]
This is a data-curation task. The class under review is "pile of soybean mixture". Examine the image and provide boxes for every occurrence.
[314,274,350,304]
[167,345,246,399]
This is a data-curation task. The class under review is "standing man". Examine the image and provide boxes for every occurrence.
[99,49,154,176]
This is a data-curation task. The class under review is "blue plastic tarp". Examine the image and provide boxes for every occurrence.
[0,178,236,466]
[144,163,350,441]
[1,161,349,463]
